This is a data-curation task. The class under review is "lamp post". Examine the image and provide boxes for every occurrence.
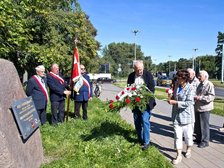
[192,48,198,71]
[132,30,139,61]
[168,55,171,74]
[198,59,201,72]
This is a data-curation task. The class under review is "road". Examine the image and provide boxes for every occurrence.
[156,85,224,98]
[99,83,224,168]
[215,87,224,98]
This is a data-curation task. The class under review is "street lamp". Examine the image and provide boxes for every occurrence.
[132,30,139,61]
[198,59,201,72]
[192,48,198,71]
[168,55,171,74]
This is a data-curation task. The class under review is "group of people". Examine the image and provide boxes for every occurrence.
[167,68,215,164]
[26,60,219,165]
[127,61,216,165]
[26,63,92,126]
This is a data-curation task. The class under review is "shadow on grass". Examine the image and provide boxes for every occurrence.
[81,121,137,143]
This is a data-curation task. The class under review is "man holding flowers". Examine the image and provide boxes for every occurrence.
[127,60,156,150]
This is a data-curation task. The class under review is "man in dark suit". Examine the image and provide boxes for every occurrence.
[26,65,48,125]
[47,63,71,125]
[127,60,156,150]
[73,64,92,120]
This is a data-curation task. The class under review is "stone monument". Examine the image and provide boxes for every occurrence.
[0,59,43,168]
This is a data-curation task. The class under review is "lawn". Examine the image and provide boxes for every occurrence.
[40,98,172,168]
[210,79,224,88]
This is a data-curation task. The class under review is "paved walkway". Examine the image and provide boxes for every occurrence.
[99,83,224,168]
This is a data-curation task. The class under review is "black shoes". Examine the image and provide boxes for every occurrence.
[142,143,150,151]
[198,142,209,148]
[193,139,200,144]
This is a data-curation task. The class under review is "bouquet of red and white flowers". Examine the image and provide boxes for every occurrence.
[108,84,155,112]
[166,88,173,100]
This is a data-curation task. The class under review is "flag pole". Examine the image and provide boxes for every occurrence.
[66,33,78,122]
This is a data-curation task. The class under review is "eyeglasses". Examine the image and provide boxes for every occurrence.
[81,68,85,70]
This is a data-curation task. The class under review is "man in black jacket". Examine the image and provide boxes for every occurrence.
[127,60,156,150]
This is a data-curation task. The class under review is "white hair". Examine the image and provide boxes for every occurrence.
[134,60,144,68]
[199,70,209,79]
[35,65,45,72]
[187,68,195,75]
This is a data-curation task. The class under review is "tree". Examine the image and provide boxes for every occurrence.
[198,55,216,78]
[215,31,224,80]
[143,56,153,71]
[0,0,99,78]
[176,58,192,70]
[101,42,145,77]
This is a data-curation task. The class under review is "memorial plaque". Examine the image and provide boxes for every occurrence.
[11,96,41,140]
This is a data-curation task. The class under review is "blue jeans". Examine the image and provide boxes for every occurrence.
[133,108,151,145]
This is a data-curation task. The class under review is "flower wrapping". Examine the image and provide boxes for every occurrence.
[108,84,155,112]
[166,88,173,94]
[166,88,173,100]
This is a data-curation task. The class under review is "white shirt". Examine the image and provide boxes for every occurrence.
[134,75,144,85]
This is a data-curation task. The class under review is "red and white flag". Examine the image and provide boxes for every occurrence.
[71,47,81,83]
[71,46,91,97]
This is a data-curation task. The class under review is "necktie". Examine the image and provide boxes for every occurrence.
[41,78,46,87]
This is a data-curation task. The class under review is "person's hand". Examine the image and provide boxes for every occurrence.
[167,99,177,105]
[89,97,92,101]
[64,90,71,96]
[194,96,201,101]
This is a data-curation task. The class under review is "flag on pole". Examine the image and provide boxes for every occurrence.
[71,47,82,93]
[72,47,81,82]
[71,46,91,97]
[72,47,86,94]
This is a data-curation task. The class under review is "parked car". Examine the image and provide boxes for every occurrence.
[157,76,172,86]
[96,77,116,84]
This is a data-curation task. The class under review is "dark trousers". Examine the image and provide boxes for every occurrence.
[37,108,47,125]
[74,101,88,120]
[194,111,210,144]
[51,100,65,125]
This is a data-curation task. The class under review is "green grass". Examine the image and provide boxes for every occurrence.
[41,98,172,168]
[210,79,224,88]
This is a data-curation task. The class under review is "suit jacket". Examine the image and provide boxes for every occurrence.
[127,70,156,110]
[74,74,93,101]
[47,73,67,102]
[26,76,47,110]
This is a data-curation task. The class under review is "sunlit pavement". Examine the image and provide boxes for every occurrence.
[99,83,224,168]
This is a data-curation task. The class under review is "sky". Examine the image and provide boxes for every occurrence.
[78,0,224,64]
